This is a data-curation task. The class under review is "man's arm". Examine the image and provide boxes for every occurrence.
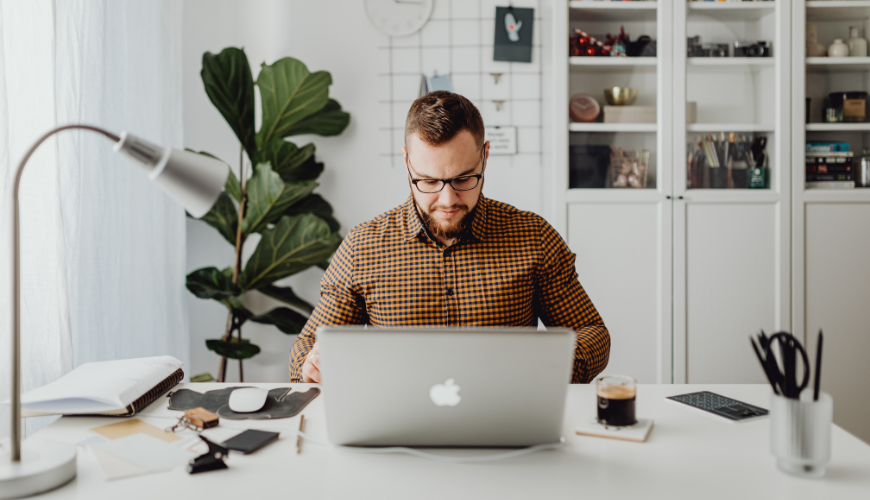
[289,229,367,382]
[535,219,610,384]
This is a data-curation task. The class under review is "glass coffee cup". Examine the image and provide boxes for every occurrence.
[596,375,637,427]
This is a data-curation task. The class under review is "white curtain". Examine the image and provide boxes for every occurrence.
[0,0,188,439]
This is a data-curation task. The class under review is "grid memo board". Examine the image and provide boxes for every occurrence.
[378,0,544,169]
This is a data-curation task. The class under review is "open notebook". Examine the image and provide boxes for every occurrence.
[15,356,184,417]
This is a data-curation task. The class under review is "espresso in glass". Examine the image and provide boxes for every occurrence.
[596,375,637,427]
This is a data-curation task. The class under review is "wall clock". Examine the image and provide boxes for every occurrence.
[365,0,435,38]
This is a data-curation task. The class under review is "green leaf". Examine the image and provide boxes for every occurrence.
[190,372,215,383]
[259,285,315,314]
[200,192,238,245]
[282,99,350,137]
[239,213,343,290]
[201,48,257,160]
[283,155,324,183]
[254,140,317,181]
[240,163,317,234]
[206,339,261,360]
[256,57,332,147]
[284,194,340,232]
[186,267,236,301]
[225,169,242,202]
[249,307,308,334]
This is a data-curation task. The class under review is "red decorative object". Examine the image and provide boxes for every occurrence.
[570,29,627,58]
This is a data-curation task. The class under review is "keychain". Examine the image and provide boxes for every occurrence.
[166,407,220,433]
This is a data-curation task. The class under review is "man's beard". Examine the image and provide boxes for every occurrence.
[413,192,479,241]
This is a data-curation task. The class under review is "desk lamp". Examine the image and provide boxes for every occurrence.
[1,124,228,498]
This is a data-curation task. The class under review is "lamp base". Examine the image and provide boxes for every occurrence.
[0,441,77,499]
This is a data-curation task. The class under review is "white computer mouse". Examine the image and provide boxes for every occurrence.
[228,387,269,413]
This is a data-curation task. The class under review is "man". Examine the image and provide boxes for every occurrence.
[289,91,609,383]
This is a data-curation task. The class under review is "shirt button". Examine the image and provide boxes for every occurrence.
[445,287,453,296]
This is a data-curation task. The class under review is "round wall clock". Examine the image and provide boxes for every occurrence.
[365,0,435,38]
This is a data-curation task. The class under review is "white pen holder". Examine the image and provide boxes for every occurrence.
[770,392,832,478]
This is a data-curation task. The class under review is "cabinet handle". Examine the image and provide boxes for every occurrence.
[666,195,672,199]
[678,196,684,200]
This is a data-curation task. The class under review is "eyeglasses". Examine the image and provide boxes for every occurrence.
[406,146,486,194]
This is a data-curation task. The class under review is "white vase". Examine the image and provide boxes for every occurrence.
[847,26,868,57]
[829,39,850,58]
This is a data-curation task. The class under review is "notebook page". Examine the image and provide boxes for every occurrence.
[15,356,183,414]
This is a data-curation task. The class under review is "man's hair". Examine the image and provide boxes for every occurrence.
[405,91,485,150]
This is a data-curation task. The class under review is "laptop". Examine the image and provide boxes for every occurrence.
[317,326,575,447]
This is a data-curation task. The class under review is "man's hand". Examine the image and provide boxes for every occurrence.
[301,341,321,383]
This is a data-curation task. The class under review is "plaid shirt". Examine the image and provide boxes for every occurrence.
[289,195,610,383]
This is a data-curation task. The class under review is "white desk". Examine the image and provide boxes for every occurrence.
[24,384,870,499]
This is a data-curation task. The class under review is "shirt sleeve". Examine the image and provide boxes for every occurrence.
[534,219,610,384]
[289,227,368,382]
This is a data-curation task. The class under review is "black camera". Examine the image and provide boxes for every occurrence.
[734,41,771,57]
[687,36,729,57]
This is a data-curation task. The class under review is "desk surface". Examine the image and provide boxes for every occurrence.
[26,383,870,499]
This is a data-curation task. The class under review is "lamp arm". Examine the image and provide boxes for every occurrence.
[7,124,120,462]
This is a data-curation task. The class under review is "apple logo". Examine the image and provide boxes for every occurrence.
[429,378,461,407]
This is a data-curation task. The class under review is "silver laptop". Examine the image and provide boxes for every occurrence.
[317,326,575,447]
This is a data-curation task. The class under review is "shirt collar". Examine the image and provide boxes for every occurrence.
[402,194,489,243]
[403,195,425,241]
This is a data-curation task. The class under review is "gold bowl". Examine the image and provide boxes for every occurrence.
[604,87,639,106]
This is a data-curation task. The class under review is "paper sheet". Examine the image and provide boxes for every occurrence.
[90,418,180,443]
[91,433,195,471]
[90,447,152,481]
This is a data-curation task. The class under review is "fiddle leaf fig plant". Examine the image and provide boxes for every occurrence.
[187,47,348,382]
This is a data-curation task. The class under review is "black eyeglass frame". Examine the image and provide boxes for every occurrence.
[405,144,487,193]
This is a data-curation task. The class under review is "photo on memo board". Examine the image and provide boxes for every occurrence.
[493,7,534,63]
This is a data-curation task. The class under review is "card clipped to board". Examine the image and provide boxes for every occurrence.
[485,126,517,155]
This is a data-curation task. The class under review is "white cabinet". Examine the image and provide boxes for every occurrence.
[673,0,791,383]
[792,1,870,444]
[552,1,790,384]
[555,1,673,383]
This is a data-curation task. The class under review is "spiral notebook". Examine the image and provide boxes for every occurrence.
[15,356,184,417]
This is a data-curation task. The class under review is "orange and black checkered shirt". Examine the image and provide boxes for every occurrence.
[289,195,610,383]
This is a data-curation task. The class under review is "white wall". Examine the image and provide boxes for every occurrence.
[183,0,548,381]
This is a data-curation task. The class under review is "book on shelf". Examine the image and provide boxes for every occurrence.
[806,181,856,189]
[11,356,185,417]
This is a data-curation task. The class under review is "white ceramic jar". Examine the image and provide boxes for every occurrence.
[847,26,868,57]
[829,39,850,58]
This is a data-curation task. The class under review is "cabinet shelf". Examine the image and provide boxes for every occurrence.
[569,122,657,133]
[802,189,870,203]
[806,123,870,132]
[568,1,657,22]
[688,123,775,133]
[688,58,774,69]
[687,2,775,22]
[806,1,870,21]
[569,57,657,67]
[565,189,663,204]
[806,57,870,73]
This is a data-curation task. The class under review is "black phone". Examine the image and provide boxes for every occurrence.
[222,429,280,454]
[667,391,768,422]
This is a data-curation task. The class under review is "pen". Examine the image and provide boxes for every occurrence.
[296,414,305,454]
[814,330,824,401]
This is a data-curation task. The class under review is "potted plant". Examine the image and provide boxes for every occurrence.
[186,47,349,382]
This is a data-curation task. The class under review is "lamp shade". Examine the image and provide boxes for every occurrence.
[113,132,228,218]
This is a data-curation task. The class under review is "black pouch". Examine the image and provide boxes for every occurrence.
[167,386,319,420]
